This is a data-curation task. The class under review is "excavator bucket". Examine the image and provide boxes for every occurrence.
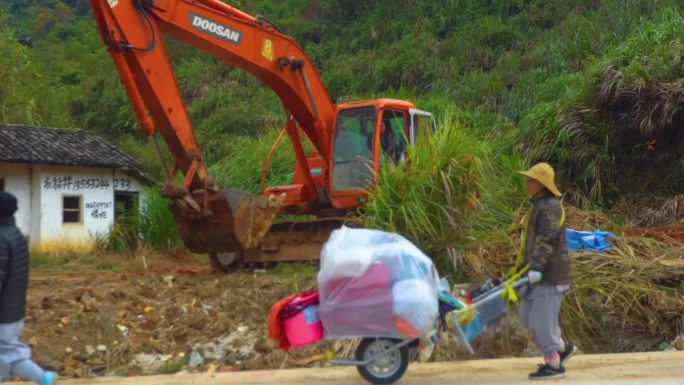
[168,189,285,254]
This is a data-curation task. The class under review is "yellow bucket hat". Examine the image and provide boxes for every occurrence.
[516,162,562,198]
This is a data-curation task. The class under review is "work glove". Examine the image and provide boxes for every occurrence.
[527,270,543,284]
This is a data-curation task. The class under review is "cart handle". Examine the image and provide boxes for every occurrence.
[447,275,531,355]
[471,276,530,308]
[448,275,530,327]
[471,264,531,303]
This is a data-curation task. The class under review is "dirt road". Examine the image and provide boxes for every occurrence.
[8,351,683,385]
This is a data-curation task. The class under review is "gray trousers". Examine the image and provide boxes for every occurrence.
[0,320,44,383]
[518,284,568,356]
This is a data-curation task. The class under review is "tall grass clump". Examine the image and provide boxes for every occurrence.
[98,188,181,254]
[362,108,524,277]
[137,188,182,249]
[96,210,139,254]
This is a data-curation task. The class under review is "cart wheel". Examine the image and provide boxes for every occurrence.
[356,338,409,385]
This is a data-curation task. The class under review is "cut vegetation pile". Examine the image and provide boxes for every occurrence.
[565,234,684,352]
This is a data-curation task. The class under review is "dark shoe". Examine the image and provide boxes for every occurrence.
[529,364,565,380]
[559,342,577,365]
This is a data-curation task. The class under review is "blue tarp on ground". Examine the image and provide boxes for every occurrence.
[566,229,615,251]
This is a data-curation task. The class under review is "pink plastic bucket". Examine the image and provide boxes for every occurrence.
[283,304,323,347]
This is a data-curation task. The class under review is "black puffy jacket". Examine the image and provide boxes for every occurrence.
[0,216,29,323]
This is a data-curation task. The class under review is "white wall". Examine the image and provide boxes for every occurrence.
[0,162,32,238]
[37,166,147,251]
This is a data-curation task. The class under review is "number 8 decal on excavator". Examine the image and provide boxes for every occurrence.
[262,38,274,61]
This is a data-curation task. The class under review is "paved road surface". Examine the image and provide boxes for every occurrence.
[9,351,683,385]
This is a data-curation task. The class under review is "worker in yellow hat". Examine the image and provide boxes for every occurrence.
[515,163,576,380]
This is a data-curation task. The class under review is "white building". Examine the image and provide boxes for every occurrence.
[0,124,153,251]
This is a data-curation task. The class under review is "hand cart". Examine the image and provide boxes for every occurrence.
[328,276,531,384]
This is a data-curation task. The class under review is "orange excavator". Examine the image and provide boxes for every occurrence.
[89,0,436,270]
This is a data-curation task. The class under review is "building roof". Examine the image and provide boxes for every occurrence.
[0,124,154,183]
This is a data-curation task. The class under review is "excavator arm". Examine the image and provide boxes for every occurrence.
[89,0,337,253]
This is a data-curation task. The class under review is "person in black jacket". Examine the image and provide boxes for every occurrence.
[0,192,56,385]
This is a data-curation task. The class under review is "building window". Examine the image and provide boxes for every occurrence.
[0,178,4,191]
[62,195,82,224]
[114,191,139,222]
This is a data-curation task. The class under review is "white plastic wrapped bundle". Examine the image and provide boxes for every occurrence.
[392,279,438,333]
[317,226,440,339]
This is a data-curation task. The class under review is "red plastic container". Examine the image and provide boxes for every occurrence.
[281,292,323,347]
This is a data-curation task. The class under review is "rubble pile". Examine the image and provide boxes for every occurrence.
[24,271,321,378]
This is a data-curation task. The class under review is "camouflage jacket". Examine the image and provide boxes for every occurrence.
[523,191,570,285]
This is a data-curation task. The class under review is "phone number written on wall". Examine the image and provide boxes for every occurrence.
[43,176,133,191]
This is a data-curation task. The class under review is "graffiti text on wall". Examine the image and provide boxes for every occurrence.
[44,176,110,190]
[113,178,132,191]
[86,202,112,219]
[43,176,134,191]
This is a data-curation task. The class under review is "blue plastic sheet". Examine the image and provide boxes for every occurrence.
[566,229,614,251]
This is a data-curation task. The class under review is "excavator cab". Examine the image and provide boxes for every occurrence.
[330,99,436,209]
